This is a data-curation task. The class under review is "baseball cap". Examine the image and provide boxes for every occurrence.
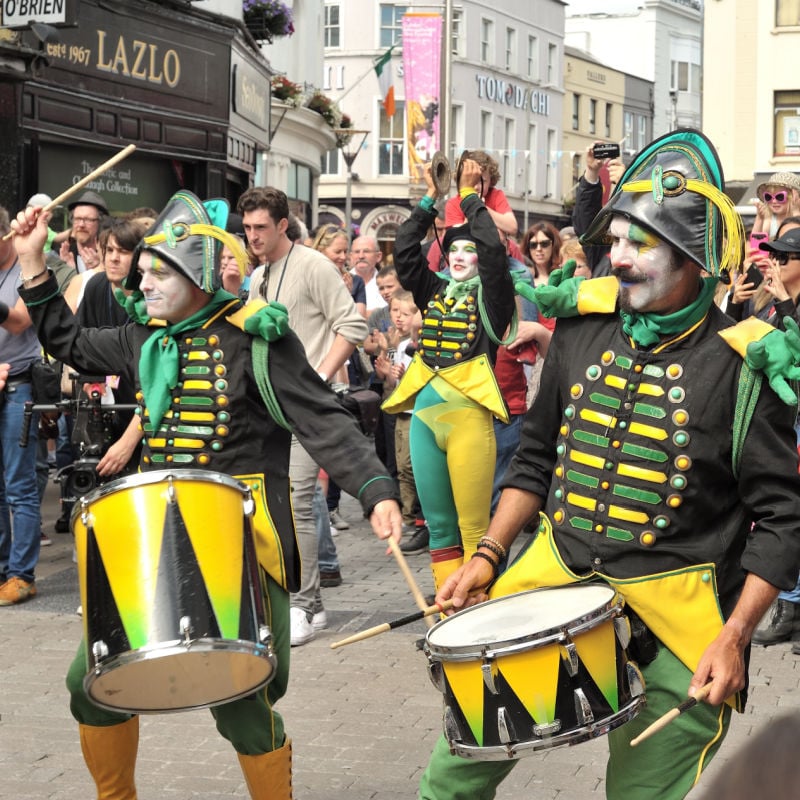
[759,228,800,254]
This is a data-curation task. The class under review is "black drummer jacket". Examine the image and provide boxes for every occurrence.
[21,274,399,592]
[502,303,800,619]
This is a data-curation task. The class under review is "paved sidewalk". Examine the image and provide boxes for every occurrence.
[1,485,798,798]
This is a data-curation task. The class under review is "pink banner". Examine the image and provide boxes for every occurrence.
[402,13,442,181]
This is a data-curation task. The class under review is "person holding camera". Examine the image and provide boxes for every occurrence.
[11,190,402,799]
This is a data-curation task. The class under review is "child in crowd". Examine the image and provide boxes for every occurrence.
[374,290,422,534]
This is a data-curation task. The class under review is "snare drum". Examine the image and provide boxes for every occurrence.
[72,469,277,714]
[424,584,645,760]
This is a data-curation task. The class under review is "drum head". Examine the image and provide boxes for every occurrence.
[427,585,617,651]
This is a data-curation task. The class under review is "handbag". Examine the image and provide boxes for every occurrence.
[335,387,381,437]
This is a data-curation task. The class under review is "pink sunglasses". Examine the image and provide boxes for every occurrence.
[763,191,788,203]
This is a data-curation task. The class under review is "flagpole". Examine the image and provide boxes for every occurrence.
[337,45,396,103]
[441,0,453,162]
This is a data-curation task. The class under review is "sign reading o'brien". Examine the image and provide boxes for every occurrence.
[2,0,68,27]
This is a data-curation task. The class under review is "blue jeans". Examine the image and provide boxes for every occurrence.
[491,414,523,515]
[314,483,340,573]
[0,382,42,583]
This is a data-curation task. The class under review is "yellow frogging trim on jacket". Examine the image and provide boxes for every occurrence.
[580,408,616,428]
[576,276,620,314]
[567,492,596,511]
[605,374,627,391]
[635,383,664,397]
[184,380,213,391]
[571,449,606,469]
[382,352,509,423]
[628,421,669,440]
[608,505,649,524]
[718,316,776,359]
[617,463,667,483]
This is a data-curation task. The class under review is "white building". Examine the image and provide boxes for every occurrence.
[565,0,702,144]
[702,0,800,201]
[318,0,567,254]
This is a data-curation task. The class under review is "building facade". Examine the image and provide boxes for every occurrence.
[318,0,568,255]
[565,0,701,141]
[702,0,800,200]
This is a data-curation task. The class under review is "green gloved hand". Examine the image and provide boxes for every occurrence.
[514,258,585,318]
[745,317,800,405]
[243,301,290,342]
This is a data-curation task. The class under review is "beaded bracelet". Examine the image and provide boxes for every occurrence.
[459,187,478,199]
[478,540,505,562]
[471,550,499,579]
[479,535,507,560]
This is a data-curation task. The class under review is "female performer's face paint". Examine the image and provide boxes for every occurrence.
[447,239,479,282]
[609,216,698,315]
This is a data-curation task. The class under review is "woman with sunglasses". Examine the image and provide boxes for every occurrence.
[521,221,562,287]
[752,172,800,238]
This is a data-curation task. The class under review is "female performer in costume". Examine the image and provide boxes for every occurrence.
[383,158,516,590]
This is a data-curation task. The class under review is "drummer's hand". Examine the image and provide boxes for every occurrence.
[11,206,51,265]
[435,555,493,613]
[368,499,403,546]
[688,621,747,707]
[96,439,133,477]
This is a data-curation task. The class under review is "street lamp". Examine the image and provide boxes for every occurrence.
[334,128,369,244]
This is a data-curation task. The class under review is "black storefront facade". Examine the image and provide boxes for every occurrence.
[7,0,270,219]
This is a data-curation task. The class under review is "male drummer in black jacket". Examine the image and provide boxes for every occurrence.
[11,191,402,800]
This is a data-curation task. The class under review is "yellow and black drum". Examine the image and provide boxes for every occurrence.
[72,469,276,714]
[424,584,645,759]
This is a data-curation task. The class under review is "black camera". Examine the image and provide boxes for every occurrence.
[593,142,621,160]
[61,457,102,501]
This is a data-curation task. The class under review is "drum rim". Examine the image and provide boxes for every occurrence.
[84,637,276,714]
[70,468,249,519]
[425,584,622,659]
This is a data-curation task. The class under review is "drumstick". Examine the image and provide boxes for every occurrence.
[629,683,714,747]
[3,144,137,240]
[387,536,436,628]
[330,599,455,649]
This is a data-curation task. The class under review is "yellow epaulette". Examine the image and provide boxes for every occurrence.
[225,298,267,331]
[576,276,619,315]
[717,317,775,360]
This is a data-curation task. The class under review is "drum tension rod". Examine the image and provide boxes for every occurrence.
[561,640,580,677]
[481,660,499,695]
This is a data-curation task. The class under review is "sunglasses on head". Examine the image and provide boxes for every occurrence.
[763,191,788,203]
[530,239,553,249]
[772,252,800,266]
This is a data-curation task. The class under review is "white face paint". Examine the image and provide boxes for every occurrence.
[447,239,479,282]
[136,251,208,323]
[608,216,697,315]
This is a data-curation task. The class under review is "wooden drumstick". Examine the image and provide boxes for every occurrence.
[387,536,436,628]
[330,599,455,649]
[629,683,714,747]
[3,143,137,240]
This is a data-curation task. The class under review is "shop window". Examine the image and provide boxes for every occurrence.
[287,163,311,203]
[774,90,800,156]
[321,148,340,176]
[379,99,405,175]
[380,4,407,48]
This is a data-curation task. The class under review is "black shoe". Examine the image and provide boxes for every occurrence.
[54,514,70,534]
[400,525,429,555]
[319,570,342,588]
[752,599,799,645]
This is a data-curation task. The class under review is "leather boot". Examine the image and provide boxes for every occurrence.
[752,598,799,646]
[78,716,139,799]
[237,738,293,800]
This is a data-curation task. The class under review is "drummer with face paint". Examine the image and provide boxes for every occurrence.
[11,191,402,800]
[383,157,516,592]
[421,130,800,799]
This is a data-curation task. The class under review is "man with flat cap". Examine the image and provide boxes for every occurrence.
[421,129,800,799]
[60,189,108,273]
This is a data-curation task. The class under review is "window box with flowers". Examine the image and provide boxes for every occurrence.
[306,90,343,129]
[243,0,295,43]
[271,75,303,107]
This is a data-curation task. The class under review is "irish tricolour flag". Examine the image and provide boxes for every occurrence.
[374,46,396,118]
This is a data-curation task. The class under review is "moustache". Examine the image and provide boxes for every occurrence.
[611,268,647,284]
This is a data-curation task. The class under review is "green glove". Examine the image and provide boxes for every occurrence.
[514,259,585,319]
[745,317,800,405]
[243,301,290,342]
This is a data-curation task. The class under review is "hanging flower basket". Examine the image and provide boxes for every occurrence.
[306,90,343,129]
[271,75,303,107]
[243,0,295,43]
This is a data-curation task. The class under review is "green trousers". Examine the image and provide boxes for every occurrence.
[66,570,290,755]
[419,643,731,800]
